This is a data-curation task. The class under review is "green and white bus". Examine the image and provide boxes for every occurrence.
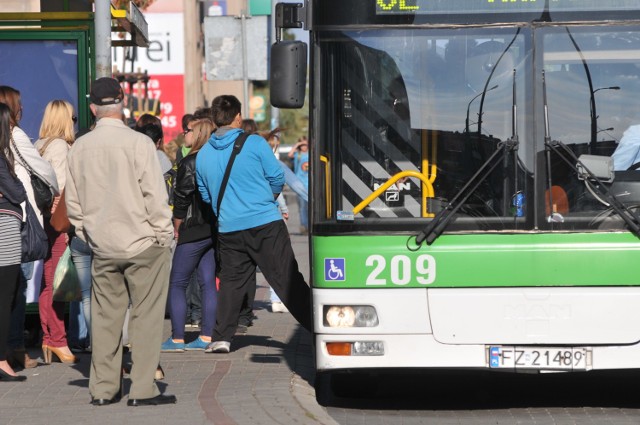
[271,0,640,389]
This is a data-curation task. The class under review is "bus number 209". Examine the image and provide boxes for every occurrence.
[365,254,436,286]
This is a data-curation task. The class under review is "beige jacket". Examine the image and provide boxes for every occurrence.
[65,117,172,259]
[35,137,70,215]
[35,138,70,192]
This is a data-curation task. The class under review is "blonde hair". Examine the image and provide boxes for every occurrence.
[189,118,215,155]
[39,99,75,144]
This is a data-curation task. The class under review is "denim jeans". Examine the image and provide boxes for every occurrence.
[168,237,217,340]
[298,196,309,229]
[7,262,33,349]
[185,272,202,323]
[68,236,93,348]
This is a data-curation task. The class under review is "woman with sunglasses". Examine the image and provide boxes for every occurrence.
[34,99,77,365]
[161,117,219,352]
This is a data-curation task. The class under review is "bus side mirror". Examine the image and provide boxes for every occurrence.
[270,40,307,108]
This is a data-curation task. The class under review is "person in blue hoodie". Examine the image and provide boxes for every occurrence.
[196,95,311,353]
[612,124,640,171]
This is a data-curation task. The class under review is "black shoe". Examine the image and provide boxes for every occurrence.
[236,325,248,335]
[91,394,121,406]
[0,369,26,382]
[127,394,177,406]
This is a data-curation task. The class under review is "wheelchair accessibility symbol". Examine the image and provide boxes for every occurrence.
[324,258,345,281]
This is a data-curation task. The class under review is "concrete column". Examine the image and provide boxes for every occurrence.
[94,0,112,78]
[184,0,202,114]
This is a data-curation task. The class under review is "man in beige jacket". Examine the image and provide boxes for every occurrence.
[65,77,176,407]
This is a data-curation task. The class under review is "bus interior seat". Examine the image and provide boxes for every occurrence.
[545,185,569,215]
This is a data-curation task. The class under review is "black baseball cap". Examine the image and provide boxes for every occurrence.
[89,77,124,105]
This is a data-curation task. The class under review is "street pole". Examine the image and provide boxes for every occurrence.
[241,2,250,118]
[270,0,280,130]
[184,0,201,113]
[95,0,112,78]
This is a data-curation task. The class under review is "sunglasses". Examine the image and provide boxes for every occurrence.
[184,128,193,135]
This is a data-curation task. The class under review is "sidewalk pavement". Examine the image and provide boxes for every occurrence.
[0,215,339,425]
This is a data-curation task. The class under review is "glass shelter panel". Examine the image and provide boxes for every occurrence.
[0,40,79,139]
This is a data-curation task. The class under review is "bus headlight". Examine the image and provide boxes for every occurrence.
[353,341,384,356]
[324,305,379,328]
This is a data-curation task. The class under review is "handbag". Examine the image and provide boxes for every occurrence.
[21,201,49,263]
[10,135,55,212]
[52,246,82,302]
[50,189,71,233]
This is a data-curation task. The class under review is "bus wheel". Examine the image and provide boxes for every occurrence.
[315,371,380,404]
[314,372,334,406]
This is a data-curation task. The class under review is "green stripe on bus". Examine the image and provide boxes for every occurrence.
[312,233,640,288]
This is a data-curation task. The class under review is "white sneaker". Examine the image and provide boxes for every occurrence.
[271,302,289,313]
[205,341,231,353]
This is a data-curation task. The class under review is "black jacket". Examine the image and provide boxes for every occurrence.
[173,153,215,244]
[0,156,26,219]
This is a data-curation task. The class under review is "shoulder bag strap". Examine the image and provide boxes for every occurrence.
[10,133,34,176]
[215,132,250,218]
[38,138,56,157]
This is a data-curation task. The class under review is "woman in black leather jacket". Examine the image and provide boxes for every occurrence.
[161,118,217,352]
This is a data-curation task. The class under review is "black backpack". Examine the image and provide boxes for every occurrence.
[164,164,177,208]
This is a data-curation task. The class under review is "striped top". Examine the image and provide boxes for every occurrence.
[0,214,21,266]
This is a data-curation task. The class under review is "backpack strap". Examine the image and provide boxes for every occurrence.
[216,132,250,219]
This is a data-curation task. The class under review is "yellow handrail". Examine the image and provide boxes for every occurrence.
[352,170,435,217]
[320,155,331,218]
[352,129,438,218]
[422,129,438,217]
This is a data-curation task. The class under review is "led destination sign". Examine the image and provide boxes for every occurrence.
[376,0,638,15]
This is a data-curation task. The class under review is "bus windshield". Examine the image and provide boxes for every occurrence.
[314,24,640,234]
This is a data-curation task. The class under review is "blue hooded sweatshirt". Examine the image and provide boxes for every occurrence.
[196,127,285,233]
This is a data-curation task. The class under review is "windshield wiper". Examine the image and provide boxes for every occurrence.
[414,69,521,247]
[414,140,518,246]
[541,70,640,237]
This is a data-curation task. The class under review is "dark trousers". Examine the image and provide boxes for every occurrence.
[238,271,257,326]
[8,263,31,349]
[215,220,312,341]
[0,264,21,361]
